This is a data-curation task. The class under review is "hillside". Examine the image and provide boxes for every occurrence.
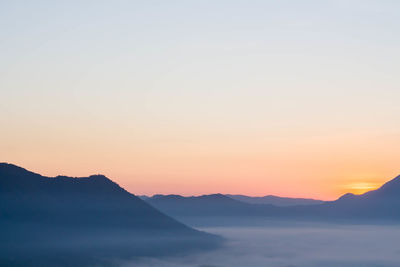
[0,163,221,266]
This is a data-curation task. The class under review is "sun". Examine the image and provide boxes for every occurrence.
[343,182,381,195]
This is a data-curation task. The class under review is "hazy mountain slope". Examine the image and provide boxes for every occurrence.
[146,194,288,226]
[0,163,221,266]
[226,194,324,206]
[145,175,400,226]
[146,193,276,217]
[320,175,400,220]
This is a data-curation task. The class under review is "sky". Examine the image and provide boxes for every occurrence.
[1,0,399,200]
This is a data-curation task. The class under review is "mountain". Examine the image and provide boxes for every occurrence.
[225,194,324,206]
[321,175,400,220]
[147,193,257,216]
[0,163,221,266]
[145,175,400,226]
[146,194,285,226]
[141,194,324,206]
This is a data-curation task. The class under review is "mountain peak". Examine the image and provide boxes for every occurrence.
[0,163,126,196]
[0,162,36,174]
[0,163,42,183]
[89,174,108,179]
[88,174,113,184]
[0,162,18,167]
[199,193,227,199]
[334,174,400,203]
[337,193,357,201]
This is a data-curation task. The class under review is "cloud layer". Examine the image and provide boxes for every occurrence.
[123,223,400,267]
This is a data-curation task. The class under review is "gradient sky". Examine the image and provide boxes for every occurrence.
[1,0,399,200]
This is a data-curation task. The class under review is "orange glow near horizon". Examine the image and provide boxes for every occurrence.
[2,100,398,201]
[2,129,398,201]
[341,182,381,196]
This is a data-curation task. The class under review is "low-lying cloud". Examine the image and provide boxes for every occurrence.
[122,223,400,267]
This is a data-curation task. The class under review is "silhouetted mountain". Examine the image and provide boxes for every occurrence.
[225,194,324,206]
[146,194,285,226]
[321,175,400,220]
[147,193,259,216]
[145,175,400,227]
[0,163,221,266]
[361,175,400,199]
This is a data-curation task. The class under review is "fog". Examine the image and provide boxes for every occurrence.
[122,223,400,267]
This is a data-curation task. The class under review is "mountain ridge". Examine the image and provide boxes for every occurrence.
[0,163,221,265]
[145,174,400,226]
[226,194,324,206]
[140,193,325,207]
[333,174,400,202]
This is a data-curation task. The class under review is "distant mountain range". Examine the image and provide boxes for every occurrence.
[226,194,324,206]
[0,163,221,266]
[146,193,262,216]
[145,193,284,227]
[145,175,400,226]
[141,194,324,206]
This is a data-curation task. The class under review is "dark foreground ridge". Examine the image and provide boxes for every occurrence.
[0,163,222,266]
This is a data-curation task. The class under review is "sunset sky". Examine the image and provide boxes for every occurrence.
[1,1,399,200]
